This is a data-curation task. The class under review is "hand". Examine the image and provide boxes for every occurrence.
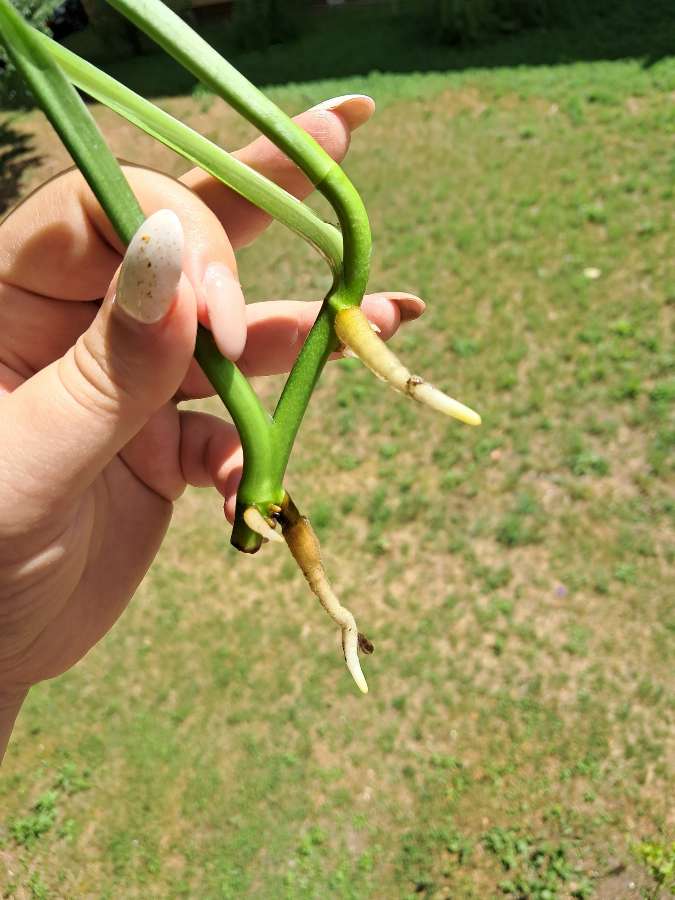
[0,96,425,757]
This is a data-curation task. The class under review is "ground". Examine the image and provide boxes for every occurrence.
[0,34,674,900]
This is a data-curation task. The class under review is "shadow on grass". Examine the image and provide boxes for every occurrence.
[0,118,42,216]
[62,1,675,99]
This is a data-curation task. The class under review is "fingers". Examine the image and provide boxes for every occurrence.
[181,94,375,250]
[0,165,246,362]
[179,410,242,522]
[175,296,423,514]
[177,292,424,398]
[238,292,425,377]
[0,281,97,379]
[0,212,197,518]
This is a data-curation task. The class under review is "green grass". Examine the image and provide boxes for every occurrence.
[1,40,674,900]
[53,1,675,99]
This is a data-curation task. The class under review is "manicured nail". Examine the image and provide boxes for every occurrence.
[115,210,183,324]
[366,292,426,323]
[389,293,426,321]
[203,262,247,361]
[314,94,375,130]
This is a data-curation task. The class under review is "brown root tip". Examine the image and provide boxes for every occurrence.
[358,633,375,655]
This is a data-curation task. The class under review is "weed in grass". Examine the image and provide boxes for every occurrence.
[10,791,58,847]
[27,872,49,900]
[568,448,610,478]
[308,498,334,534]
[633,840,675,894]
[496,498,544,547]
[53,762,90,796]
[451,336,481,358]
[482,827,594,898]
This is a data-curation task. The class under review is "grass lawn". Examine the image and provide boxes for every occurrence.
[1,30,674,900]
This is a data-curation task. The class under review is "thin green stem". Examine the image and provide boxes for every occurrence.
[106,0,371,300]
[321,167,372,308]
[3,0,377,554]
[271,301,338,482]
[105,0,373,500]
[0,1,273,551]
[194,327,277,553]
[194,326,275,505]
[35,30,344,275]
[108,0,336,183]
[0,0,143,245]
[270,168,371,480]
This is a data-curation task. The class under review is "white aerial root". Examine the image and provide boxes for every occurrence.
[334,306,481,427]
[243,507,284,543]
[278,495,372,694]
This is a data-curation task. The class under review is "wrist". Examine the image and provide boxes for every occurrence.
[0,686,28,763]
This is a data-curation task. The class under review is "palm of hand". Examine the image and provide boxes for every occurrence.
[1,451,173,688]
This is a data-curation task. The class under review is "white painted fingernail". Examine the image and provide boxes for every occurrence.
[115,210,183,324]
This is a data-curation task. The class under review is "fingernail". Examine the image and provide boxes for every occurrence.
[314,94,375,130]
[369,292,426,322]
[115,210,183,324]
[203,263,247,361]
[390,293,426,321]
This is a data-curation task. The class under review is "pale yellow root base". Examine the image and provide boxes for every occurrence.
[334,306,481,427]
[243,507,284,543]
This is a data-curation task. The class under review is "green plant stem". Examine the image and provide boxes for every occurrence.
[34,30,344,275]
[271,166,371,476]
[108,0,338,183]
[105,0,373,532]
[194,327,276,505]
[3,0,376,554]
[0,0,142,246]
[106,0,372,302]
[41,25,371,496]
[271,303,337,481]
[194,327,278,553]
[320,168,371,308]
[0,0,271,551]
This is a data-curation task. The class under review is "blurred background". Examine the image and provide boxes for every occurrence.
[1,1,674,897]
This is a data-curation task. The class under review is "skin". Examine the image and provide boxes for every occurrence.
[0,96,425,760]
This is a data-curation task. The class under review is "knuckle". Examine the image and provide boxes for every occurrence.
[59,330,136,420]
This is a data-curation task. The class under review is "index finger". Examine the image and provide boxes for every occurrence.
[0,165,235,301]
[180,95,374,250]
[0,165,247,361]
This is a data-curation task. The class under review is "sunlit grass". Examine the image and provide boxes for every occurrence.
[1,51,674,899]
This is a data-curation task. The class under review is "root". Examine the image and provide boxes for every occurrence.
[243,506,284,543]
[277,494,372,694]
[334,306,481,427]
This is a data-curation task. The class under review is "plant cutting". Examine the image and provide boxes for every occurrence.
[0,0,480,694]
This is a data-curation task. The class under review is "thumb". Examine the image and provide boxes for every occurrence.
[3,211,198,517]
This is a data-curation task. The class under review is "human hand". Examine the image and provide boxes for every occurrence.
[0,95,424,756]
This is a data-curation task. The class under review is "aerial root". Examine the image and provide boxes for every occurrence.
[334,306,481,427]
[243,506,284,543]
[277,494,372,694]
